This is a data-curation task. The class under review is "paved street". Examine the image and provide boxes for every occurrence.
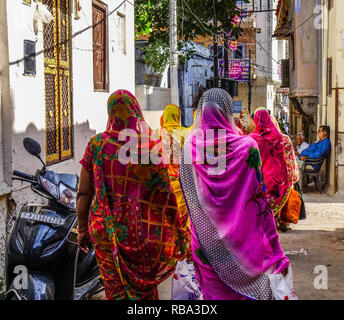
[279,194,344,300]
[93,192,344,300]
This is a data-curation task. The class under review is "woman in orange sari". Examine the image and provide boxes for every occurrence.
[271,116,300,231]
[76,90,189,300]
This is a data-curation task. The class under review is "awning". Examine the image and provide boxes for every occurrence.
[272,22,292,39]
[274,0,290,39]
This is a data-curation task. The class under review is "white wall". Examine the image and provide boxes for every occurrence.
[6,0,135,205]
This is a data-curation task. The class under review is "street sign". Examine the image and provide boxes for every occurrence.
[219,59,249,82]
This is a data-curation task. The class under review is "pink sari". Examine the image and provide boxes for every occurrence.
[249,110,292,215]
[180,89,289,300]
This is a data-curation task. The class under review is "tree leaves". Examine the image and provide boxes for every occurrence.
[135,0,248,64]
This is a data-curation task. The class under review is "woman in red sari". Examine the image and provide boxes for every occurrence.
[76,89,189,300]
[249,109,292,216]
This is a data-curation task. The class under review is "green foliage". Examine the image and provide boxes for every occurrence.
[178,40,196,65]
[142,40,170,73]
[135,0,248,66]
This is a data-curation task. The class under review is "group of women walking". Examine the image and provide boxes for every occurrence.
[76,88,299,300]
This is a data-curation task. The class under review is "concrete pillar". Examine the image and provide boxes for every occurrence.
[0,0,12,187]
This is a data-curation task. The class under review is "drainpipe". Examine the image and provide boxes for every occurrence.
[321,0,328,125]
[317,0,322,128]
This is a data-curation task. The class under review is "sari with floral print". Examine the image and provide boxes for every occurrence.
[80,90,188,300]
[271,116,300,186]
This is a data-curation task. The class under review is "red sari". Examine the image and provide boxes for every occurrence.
[80,90,189,300]
[249,110,292,215]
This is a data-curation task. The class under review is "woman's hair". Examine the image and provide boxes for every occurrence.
[192,86,207,110]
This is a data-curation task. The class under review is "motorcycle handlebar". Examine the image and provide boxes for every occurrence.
[13,170,36,182]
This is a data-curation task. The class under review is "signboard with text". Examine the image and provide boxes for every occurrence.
[219,59,249,82]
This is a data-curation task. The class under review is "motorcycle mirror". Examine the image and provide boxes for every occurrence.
[23,137,41,156]
[23,137,46,169]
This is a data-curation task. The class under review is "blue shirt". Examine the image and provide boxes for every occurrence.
[300,138,331,170]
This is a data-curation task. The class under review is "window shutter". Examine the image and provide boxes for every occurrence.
[93,2,107,91]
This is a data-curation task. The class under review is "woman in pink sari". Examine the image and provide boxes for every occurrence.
[249,109,292,216]
[180,89,290,300]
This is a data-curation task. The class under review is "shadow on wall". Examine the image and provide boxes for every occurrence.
[11,121,97,207]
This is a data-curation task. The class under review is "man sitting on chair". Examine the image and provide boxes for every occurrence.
[299,126,331,170]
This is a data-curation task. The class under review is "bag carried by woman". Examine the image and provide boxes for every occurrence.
[280,188,302,224]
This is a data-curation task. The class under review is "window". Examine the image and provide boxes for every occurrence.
[327,58,333,96]
[24,40,36,76]
[232,45,245,59]
[92,0,108,91]
[115,12,126,54]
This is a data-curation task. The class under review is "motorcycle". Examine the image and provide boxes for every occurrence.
[4,137,102,300]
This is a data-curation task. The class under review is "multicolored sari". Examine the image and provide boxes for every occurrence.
[239,108,255,134]
[271,116,299,186]
[80,90,189,300]
[180,89,289,300]
[249,110,292,215]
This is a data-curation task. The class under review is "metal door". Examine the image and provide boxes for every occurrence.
[43,0,72,164]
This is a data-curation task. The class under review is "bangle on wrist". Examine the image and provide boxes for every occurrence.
[77,226,89,232]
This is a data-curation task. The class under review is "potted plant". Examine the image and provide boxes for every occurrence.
[142,40,169,87]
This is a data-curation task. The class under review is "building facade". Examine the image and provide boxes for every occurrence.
[274,0,319,143]
[0,0,135,279]
[320,0,344,194]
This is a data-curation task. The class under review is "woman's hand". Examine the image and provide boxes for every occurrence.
[77,230,90,254]
[281,267,289,277]
[76,167,94,255]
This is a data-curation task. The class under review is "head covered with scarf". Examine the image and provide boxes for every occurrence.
[160,104,189,146]
[249,109,292,215]
[82,89,189,300]
[180,88,289,300]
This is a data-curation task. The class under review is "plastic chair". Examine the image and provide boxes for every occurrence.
[300,154,329,194]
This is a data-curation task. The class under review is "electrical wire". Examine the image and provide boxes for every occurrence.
[180,0,281,68]
[240,16,282,65]
[275,12,316,39]
[10,0,128,66]
[176,3,281,74]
